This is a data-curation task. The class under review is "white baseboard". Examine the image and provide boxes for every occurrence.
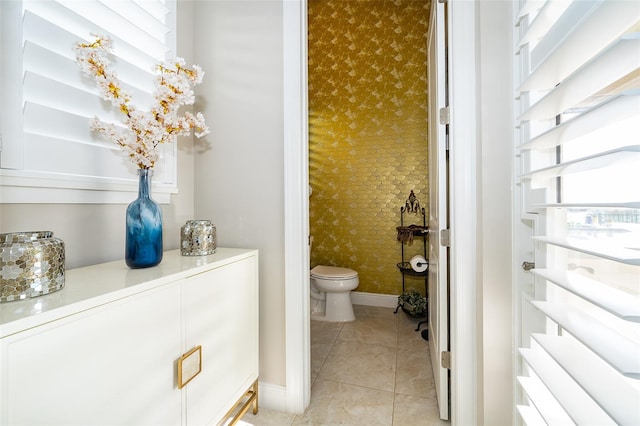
[258,381,288,412]
[350,291,398,308]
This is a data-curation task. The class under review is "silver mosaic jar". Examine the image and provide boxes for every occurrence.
[180,220,216,256]
[0,231,65,303]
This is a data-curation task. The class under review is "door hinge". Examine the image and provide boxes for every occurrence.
[438,0,447,4]
[441,351,451,369]
[439,106,450,125]
[440,229,450,247]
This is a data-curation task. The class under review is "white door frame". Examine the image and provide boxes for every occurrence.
[282,0,479,420]
[447,1,479,424]
[283,0,311,414]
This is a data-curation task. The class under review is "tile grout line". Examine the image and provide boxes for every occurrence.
[309,306,438,426]
[313,377,397,396]
[391,314,402,426]
[312,322,344,388]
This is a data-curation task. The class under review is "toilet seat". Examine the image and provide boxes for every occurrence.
[311,265,358,280]
[310,265,359,322]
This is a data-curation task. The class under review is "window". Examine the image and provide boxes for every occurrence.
[514,0,640,424]
[0,0,176,203]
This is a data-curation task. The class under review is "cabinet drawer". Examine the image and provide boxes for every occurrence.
[0,283,182,425]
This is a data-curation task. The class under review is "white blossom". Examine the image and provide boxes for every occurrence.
[75,35,209,169]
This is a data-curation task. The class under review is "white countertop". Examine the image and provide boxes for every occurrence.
[0,248,257,338]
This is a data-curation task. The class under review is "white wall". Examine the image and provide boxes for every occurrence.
[192,1,287,388]
[477,1,514,424]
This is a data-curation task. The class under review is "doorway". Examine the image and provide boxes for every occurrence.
[306,0,431,301]
[287,0,451,421]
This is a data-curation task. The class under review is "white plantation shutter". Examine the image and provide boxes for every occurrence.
[514,0,640,424]
[0,0,177,203]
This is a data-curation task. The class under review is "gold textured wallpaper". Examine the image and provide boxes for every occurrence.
[309,0,431,296]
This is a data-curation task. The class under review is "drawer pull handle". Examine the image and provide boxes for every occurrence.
[178,345,202,389]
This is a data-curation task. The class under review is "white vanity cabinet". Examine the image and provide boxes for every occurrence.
[0,248,259,426]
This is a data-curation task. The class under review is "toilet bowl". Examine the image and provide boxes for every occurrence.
[310,265,359,322]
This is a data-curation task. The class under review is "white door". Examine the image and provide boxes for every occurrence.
[427,0,450,419]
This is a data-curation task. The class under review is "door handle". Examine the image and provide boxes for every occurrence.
[521,261,535,271]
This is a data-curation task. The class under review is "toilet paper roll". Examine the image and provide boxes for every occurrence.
[409,255,428,273]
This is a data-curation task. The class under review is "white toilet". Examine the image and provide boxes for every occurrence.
[310,265,359,322]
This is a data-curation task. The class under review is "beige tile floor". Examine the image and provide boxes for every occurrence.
[235,304,450,426]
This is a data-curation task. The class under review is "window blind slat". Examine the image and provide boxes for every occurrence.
[534,236,640,266]
[518,0,570,49]
[519,0,640,92]
[516,404,548,426]
[532,269,640,322]
[519,347,616,425]
[132,0,170,23]
[534,202,640,209]
[57,0,167,57]
[517,376,575,425]
[24,70,116,123]
[519,37,640,121]
[521,146,640,178]
[23,133,133,180]
[98,0,169,42]
[24,40,81,89]
[23,101,97,144]
[530,301,640,378]
[532,333,640,426]
[516,0,545,20]
[518,92,640,151]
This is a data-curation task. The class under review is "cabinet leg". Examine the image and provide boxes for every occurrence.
[223,379,259,425]
[251,379,259,415]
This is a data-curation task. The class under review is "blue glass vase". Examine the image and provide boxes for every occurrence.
[125,169,163,268]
